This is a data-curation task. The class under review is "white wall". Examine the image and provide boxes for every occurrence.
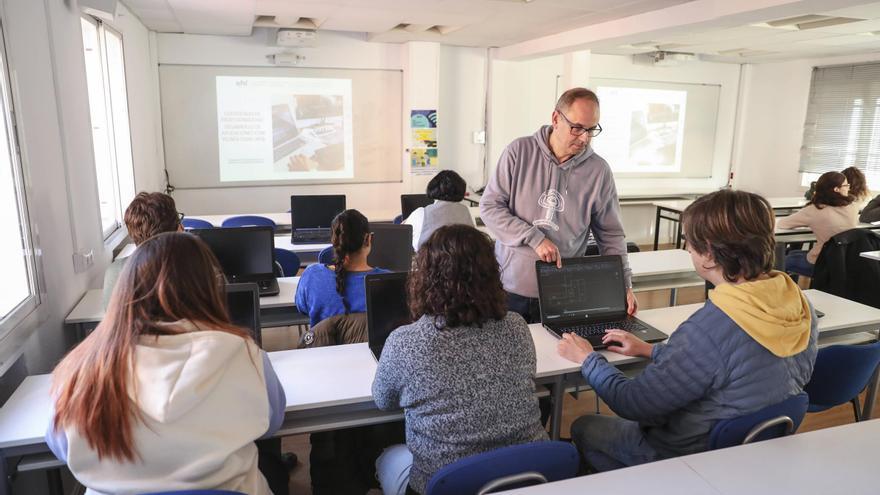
[732,52,880,198]
[0,0,157,374]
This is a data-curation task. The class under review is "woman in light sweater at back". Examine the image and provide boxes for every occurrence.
[778,170,858,277]
[404,170,474,250]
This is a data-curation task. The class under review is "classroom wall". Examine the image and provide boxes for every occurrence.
[731,51,880,198]
[0,0,157,376]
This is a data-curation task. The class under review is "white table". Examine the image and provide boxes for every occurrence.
[652,196,808,250]
[273,235,331,255]
[64,277,304,339]
[499,419,880,495]
[628,249,703,303]
[861,250,880,261]
[187,208,400,229]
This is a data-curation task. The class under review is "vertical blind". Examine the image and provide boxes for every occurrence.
[800,62,880,181]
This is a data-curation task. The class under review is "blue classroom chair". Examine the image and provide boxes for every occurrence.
[318,246,334,265]
[425,441,578,495]
[181,218,213,230]
[708,392,808,449]
[221,215,276,230]
[804,342,880,422]
[274,248,301,277]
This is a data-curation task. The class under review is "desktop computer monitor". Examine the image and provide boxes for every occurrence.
[365,272,412,360]
[191,226,276,283]
[225,282,262,346]
[400,194,433,220]
[290,195,346,229]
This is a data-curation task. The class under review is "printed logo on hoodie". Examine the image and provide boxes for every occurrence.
[534,189,565,231]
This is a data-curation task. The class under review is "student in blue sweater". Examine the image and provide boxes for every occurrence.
[558,189,818,471]
[295,209,388,326]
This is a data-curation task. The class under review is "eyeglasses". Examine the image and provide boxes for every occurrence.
[557,111,602,137]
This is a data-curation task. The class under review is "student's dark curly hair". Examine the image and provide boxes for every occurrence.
[330,209,371,313]
[810,171,854,209]
[426,170,467,202]
[682,189,775,283]
[842,166,869,201]
[407,224,507,329]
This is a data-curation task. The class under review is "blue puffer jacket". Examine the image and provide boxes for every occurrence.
[581,300,818,457]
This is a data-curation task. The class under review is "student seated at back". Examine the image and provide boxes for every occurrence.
[103,191,183,308]
[842,166,871,207]
[404,170,474,250]
[47,232,285,495]
[296,209,388,326]
[557,189,817,472]
[777,171,858,276]
[373,224,547,495]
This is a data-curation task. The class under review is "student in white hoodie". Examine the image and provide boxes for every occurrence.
[47,232,286,495]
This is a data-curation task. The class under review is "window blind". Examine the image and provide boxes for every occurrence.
[800,62,880,182]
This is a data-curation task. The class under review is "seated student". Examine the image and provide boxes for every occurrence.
[295,209,388,326]
[102,191,182,308]
[861,193,880,223]
[403,170,474,250]
[557,189,817,472]
[373,224,547,495]
[842,166,871,206]
[47,232,285,494]
[777,171,858,276]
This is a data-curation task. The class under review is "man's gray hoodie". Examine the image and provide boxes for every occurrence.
[480,125,631,298]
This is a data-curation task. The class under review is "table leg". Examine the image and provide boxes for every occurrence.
[774,242,786,271]
[653,207,662,251]
[0,450,9,495]
[675,220,683,249]
[668,288,678,307]
[861,364,880,421]
[550,375,565,440]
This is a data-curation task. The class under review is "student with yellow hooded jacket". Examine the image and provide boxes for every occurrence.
[557,189,818,472]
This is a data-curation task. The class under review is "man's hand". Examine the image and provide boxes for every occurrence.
[602,329,653,358]
[557,332,594,364]
[535,238,562,268]
[626,288,638,315]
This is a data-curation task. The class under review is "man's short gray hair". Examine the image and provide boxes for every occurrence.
[555,87,599,111]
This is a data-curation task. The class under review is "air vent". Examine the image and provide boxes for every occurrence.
[763,15,864,30]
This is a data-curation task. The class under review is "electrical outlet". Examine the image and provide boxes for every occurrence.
[472,130,486,144]
[72,249,94,273]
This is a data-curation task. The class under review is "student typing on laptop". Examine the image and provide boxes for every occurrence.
[557,189,818,472]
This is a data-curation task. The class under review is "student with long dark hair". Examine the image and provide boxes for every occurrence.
[47,232,285,494]
[778,171,859,276]
[295,209,388,326]
[404,170,474,250]
[373,225,547,495]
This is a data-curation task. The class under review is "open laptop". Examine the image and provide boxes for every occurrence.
[367,223,414,272]
[290,195,346,244]
[400,194,433,221]
[536,255,668,349]
[192,226,280,297]
[365,272,413,360]
[225,282,262,346]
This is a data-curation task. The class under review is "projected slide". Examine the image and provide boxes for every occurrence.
[216,76,354,182]
[593,87,686,173]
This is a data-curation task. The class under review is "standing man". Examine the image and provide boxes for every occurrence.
[480,87,637,323]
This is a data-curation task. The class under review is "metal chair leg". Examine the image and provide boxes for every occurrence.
[46,468,63,495]
[852,397,862,422]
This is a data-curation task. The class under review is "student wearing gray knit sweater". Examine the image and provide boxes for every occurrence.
[372,225,547,495]
[558,190,817,471]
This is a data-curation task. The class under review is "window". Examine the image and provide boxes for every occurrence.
[800,63,880,191]
[0,26,39,346]
[81,16,135,239]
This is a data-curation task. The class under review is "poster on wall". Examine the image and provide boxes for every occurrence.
[410,109,438,175]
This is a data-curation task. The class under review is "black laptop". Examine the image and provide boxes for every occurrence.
[365,272,413,360]
[192,226,280,297]
[400,194,433,221]
[536,255,668,349]
[290,195,346,244]
[367,224,414,272]
[226,282,262,346]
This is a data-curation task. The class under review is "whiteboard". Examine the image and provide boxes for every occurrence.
[159,64,403,188]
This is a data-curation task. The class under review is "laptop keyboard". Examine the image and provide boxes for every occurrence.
[561,319,649,339]
[292,229,330,244]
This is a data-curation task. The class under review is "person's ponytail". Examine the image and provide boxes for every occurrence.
[329,210,370,313]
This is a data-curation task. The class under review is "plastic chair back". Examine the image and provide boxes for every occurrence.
[318,246,334,265]
[709,392,808,449]
[274,248,301,277]
[805,342,880,413]
[393,214,403,224]
[221,215,276,230]
[181,218,214,230]
[425,441,578,495]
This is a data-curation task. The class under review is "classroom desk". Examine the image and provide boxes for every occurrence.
[273,235,331,264]
[652,197,808,250]
[64,277,306,340]
[188,208,400,231]
[627,249,703,304]
[498,419,880,495]
[772,222,880,270]
[861,250,880,261]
